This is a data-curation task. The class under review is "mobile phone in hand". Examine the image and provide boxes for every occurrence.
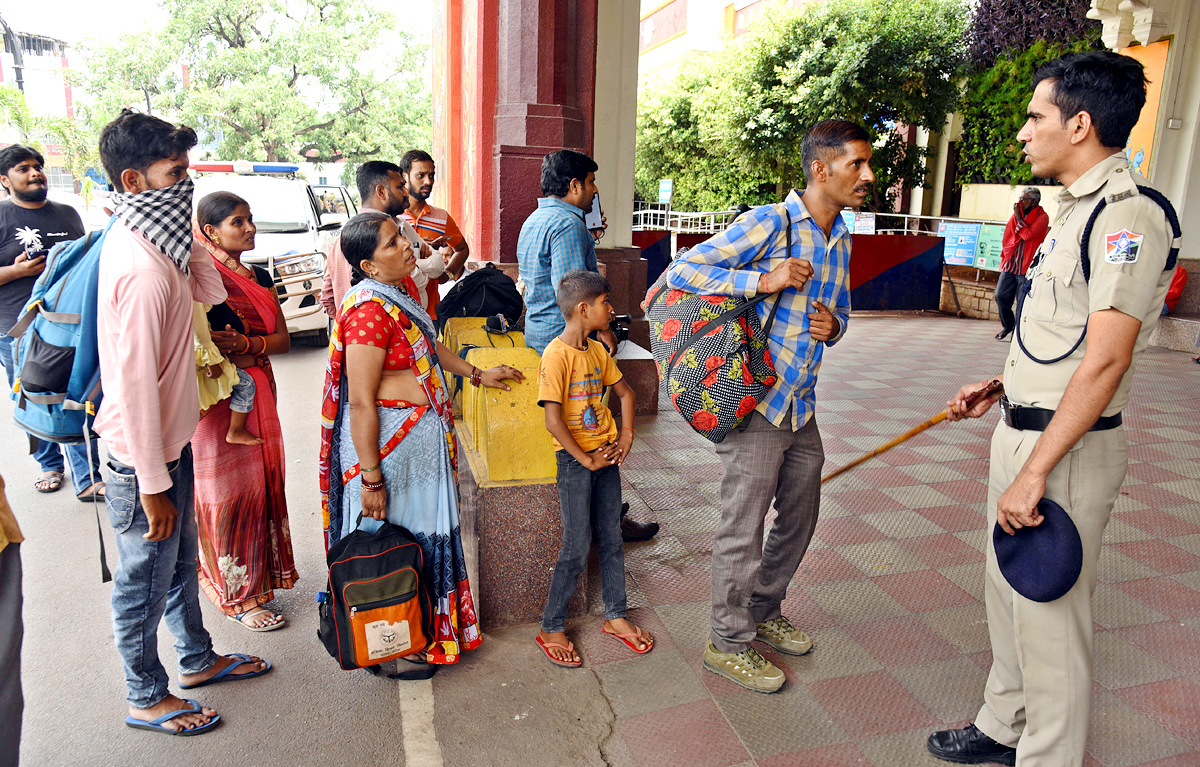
[584,193,604,231]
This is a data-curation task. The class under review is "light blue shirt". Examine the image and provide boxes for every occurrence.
[516,197,598,354]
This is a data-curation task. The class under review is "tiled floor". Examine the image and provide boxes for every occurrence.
[579,315,1200,767]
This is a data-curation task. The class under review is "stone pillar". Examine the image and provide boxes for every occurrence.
[493,0,598,263]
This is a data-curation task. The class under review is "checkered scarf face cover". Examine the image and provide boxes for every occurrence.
[111,176,195,275]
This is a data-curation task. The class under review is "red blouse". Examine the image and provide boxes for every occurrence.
[342,301,415,371]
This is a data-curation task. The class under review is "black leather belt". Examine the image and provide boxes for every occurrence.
[1000,396,1122,432]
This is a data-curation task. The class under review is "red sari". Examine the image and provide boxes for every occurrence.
[193,241,298,615]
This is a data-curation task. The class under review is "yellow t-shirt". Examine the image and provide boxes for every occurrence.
[537,338,623,452]
[0,473,23,553]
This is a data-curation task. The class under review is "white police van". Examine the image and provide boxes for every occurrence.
[191,161,357,344]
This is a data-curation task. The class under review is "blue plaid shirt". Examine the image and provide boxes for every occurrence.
[517,197,598,354]
[666,190,852,431]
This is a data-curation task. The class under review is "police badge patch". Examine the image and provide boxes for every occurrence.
[1104,229,1143,264]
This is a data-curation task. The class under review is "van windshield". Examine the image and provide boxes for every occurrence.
[192,176,312,233]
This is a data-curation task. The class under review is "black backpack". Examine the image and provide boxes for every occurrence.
[318,520,434,674]
[436,263,523,332]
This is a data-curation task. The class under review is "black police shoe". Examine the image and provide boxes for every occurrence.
[995,329,1012,340]
[619,502,659,542]
[927,724,1016,766]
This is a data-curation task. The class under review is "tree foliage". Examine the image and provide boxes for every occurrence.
[636,0,970,212]
[635,70,775,211]
[967,0,1098,71]
[0,85,99,189]
[79,0,430,167]
[955,36,1101,186]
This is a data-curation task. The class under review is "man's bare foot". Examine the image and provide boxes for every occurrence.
[180,653,268,687]
[538,630,580,664]
[128,694,216,733]
[604,618,653,651]
[226,427,265,445]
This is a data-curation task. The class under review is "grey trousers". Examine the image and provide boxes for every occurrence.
[0,543,23,766]
[710,411,823,652]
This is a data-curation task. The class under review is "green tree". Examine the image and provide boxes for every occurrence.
[0,84,99,194]
[80,0,430,167]
[637,0,969,212]
[635,70,776,211]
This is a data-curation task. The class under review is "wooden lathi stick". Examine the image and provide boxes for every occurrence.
[821,379,1004,484]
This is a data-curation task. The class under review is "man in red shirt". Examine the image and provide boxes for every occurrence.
[399,150,469,319]
[995,187,1050,339]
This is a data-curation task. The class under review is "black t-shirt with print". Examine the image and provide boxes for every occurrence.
[0,200,85,333]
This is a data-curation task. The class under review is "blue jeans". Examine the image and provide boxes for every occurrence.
[229,368,256,414]
[541,450,627,633]
[0,334,102,493]
[106,445,217,708]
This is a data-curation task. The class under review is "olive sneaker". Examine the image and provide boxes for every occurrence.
[703,640,785,693]
[755,617,813,656]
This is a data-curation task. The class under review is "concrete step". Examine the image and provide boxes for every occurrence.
[1150,311,1200,352]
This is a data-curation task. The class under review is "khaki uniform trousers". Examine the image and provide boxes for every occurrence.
[975,421,1128,767]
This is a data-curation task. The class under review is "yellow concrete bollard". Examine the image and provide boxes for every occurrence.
[462,346,555,482]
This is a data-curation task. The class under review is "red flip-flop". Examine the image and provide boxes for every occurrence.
[602,625,654,654]
[534,635,582,668]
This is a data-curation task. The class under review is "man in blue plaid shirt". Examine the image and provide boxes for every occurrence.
[667,119,874,693]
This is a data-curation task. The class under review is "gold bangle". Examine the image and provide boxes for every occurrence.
[360,463,380,473]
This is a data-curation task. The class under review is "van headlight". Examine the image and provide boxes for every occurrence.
[277,254,324,276]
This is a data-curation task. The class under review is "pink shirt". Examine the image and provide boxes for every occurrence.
[320,218,434,319]
[94,221,227,494]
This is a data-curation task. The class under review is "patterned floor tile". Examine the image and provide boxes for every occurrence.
[814,517,889,547]
[653,505,722,535]
[592,646,709,718]
[779,627,884,683]
[893,657,988,723]
[855,727,950,767]
[715,684,848,759]
[1113,539,1200,576]
[1097,548,1168,584]
[1117,621,1200,675]
[623,534,693,572]
[808,670,939,739]
[1093,631,1179,690]
[900,533,985,568]
[925,479,990,504]
[618,699,750,767]
[794,547,865,586]
[1116,577,1200,619]
[1086,691,1193,767]
[873,569,977,613]
[861,509,946,539]
[632,563,712,606]
[845,616,961,669]
[637,484,709,512]
[828,489,910,515]
[920,603,992,654]
[755,742,871,767]
[654,600,713,648]
[1092,582,1170,630]
[840,540,930,577]
[573,607,675,666]
[806,580,909,625]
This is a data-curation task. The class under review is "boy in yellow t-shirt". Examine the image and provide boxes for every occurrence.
[534,270,653,667]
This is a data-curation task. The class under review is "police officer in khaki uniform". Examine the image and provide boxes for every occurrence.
[927,52,1178,767]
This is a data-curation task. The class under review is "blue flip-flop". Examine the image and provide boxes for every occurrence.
[179,653,272,690]
[124,699,220,736]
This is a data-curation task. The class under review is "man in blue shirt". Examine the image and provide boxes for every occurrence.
[517,150,617,355]
[518,150,656,543]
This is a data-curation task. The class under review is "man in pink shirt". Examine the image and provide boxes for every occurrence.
[95,110,272,737]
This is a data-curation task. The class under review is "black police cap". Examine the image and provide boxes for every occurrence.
[992,497,1083,603]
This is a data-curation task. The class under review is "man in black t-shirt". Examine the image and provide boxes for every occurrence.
[0,145,102,499]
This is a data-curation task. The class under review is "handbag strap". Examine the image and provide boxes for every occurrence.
[667,207,790,370]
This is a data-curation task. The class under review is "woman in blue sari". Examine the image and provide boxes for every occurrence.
[319,211,524,664]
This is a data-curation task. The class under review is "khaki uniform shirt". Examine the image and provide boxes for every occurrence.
[0,474,22,553]
[1005,153,1176,416]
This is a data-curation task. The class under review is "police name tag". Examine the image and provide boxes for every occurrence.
[1105,229,1143,264]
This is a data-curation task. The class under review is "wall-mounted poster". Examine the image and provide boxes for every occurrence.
[937,221,980,266]
[1119,38,1170,179]
[975,223,1006,271]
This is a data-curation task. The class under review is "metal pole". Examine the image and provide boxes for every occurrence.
[0,14,25,93]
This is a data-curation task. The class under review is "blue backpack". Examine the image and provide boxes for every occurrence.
[8,219,112,444]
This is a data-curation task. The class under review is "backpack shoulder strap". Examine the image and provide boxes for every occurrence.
[1079,184,1181,284]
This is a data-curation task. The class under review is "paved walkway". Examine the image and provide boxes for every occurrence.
[6,315,1198,766]
[434,315,1200,767]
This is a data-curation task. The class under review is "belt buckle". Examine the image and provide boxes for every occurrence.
[999,396,1011,423]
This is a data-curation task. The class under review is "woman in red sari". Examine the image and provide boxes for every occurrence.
[192,191,298,630]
